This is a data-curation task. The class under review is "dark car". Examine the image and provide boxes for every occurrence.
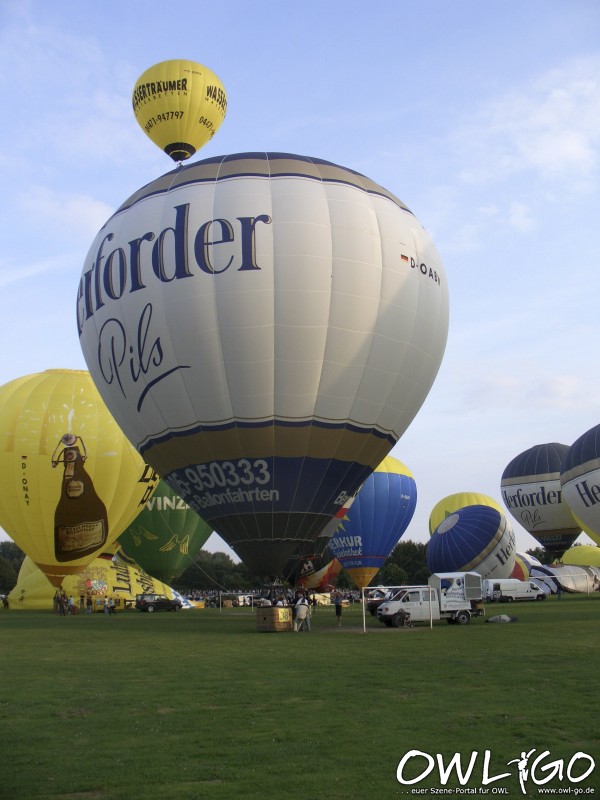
[135,593,182,613]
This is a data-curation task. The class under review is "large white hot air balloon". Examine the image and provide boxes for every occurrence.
[77,153,449,576]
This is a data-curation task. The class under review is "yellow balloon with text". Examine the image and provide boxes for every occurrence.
[132,59,227,161]
[429,492,503,535]
[7,554,179,611]
[0,370,158,587]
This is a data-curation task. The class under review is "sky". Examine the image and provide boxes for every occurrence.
[0,0,599,561]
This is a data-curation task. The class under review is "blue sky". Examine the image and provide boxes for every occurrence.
[1,0,599,558]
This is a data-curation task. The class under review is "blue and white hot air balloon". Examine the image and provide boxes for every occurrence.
[329,456,417,588]
[427,505,515,579]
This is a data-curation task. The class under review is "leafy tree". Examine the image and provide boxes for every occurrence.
[378,562,407,586]
[0,541,25,576]
[526,547,554,565]
[0,556,17,594]
[174,550,256,591]
[382,539,429,584]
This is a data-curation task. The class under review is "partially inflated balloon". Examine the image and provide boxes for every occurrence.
[560,425,600,544]
[427,505,515,579]
[0,370,158,586]
[132,59,227,161]
[8,554,180,611]
[502,442,580,554]
[296,556,343,591]
[561,545,600,567]
[77,153,448,576]
[429,492,503,535]
[329,456,417,588]
[118,479,213,583]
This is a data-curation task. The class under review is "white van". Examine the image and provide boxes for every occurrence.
[485,578,546,602]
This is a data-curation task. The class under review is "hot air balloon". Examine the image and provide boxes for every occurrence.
[118,478,213,583]
[511,550,542,581]
[132,59,227,162]
[429,492,503,535]
[427,505,515,579]
[560,425,600,545]
[8,554,181,611]
[501,442,581,555]
[296,555,343,591]
[77,153,448,577]
[329,456,417,588]
[561,544,600,567]
[0,370,158,587]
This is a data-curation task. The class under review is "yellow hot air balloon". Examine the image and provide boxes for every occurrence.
[8,554,180,611]
[0,370,158,587]
[428,492,503,535]
[132,59,227,161]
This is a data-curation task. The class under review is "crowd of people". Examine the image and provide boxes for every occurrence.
[52,590,117,616]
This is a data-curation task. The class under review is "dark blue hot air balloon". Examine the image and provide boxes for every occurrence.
[427,505,515,579]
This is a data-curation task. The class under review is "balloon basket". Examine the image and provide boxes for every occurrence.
[256,606,292,632]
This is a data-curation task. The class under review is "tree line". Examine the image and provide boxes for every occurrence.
[0,538,560,596]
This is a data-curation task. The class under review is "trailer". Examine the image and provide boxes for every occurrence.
[376,572,485,627]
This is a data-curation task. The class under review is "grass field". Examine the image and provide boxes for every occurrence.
[1,595,599,799]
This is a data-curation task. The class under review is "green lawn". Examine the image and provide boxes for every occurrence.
[1,596,599,799]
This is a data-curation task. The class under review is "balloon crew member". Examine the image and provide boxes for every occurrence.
[294,593,311,632]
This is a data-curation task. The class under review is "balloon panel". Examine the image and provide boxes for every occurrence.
[560,425,600,540]
[427,505,515,579]
[501,442,580,554]
[132,59,227,161]
[329,456,417,584]
[429,492,502,535]
[118,479,213,582]
[0,370,158,586]
[78,153,448,575]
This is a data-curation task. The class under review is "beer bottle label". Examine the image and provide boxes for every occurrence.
[56,520,106,554]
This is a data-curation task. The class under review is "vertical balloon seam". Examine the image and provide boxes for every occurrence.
[282,155,337,555]
[168,153,242,556]
[159,162,226,549]
[301,179,389,557]
[209,152,259,555]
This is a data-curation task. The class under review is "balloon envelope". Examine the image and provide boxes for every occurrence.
[118,479,213,583]
[77,153,448,576]
[560,425,600,543]
[429,492,503,535]
[501,442,580,554]
[329,456,417,588]
[561,545,600,567]
[132,59,227,161]
[0,370,157,586]
[427,505,515,579]
[8,554,180,611]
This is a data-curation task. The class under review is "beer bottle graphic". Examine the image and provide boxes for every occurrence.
[52,433,108,562]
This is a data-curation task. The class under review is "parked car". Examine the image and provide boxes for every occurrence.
[135,593,182,612]
[365,587,400,616]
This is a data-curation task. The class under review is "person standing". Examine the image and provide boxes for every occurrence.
[294,593,311,632]
[334,592,343,627]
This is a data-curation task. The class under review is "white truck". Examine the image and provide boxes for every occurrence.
[484,578,546,603]
[376,572,485,627]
